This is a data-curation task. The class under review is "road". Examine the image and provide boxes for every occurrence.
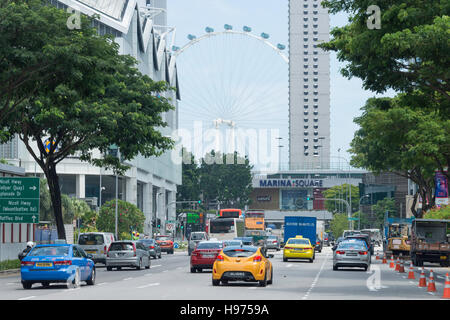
[1,246,448,301]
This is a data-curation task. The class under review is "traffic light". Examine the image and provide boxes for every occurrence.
[306,196,314,201]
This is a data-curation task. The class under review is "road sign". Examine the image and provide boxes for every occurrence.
[0,177,40,223]
[348,217,358,221]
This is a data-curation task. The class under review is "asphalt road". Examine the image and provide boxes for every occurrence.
[0,246,448,300]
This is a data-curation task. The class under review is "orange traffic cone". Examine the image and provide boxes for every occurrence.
[395,257,400,271]
[389,256,395,268]
[382,254,387,264]
[443,273,450,299]
[398,259,405,273]
[376,252,380,260]
[407,262,415,279]
[418,267,427,288]
[427,270,436,292]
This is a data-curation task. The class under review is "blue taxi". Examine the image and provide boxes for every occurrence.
[20,244,95,289]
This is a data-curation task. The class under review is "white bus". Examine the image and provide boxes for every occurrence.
[209,217,245,242]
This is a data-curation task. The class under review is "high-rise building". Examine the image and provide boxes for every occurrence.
[289,0,330,170]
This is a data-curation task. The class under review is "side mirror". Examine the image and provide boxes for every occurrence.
[87,254,93,259]
[268,254,274,259]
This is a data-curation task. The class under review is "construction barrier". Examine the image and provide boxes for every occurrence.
[427,270,436,292]
[407,262,415,279]
[418,267,427,288]
[443,273,450,299]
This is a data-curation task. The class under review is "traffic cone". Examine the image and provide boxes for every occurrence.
[382,254,387,264]
[395,257,400,271]
[376,252,380,260]
[442,273,450,299]
[398,259,405,273]
[389,256,395,268]
[427,270,436,292]
[407,262,415,279]
[418,267,427,288]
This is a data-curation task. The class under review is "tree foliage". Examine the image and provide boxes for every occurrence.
[96,199,145,238]
[0,1,175,239]
[320,0,450,109]
[322,184,360,213]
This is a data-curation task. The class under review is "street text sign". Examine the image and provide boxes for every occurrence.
[0,177,40,223]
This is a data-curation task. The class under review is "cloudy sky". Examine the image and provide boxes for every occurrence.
[167,0,394,166]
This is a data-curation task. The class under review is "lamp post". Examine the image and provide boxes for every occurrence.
[358,195,370,230]
[276,137,283,171]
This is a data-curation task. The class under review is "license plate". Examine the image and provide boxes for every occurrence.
[294,248,304,251]
[86,251,96,254]
[440,256,447,260]
[202,254,215,258]
[36,262,53,267]
[229,272,245,277]
[393,245,399,249]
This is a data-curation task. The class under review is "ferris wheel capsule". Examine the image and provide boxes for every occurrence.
[261,33,270,39]
[205,27,214,33]
[243,26,252,32]
[277,44,286,50]
[172,45,180,51]
[224,24,233,30]
[187,34,197,41]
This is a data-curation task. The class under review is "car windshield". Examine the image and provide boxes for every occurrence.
[287,239,310,245]
[138,240,155,245]
[29,246,69,256]
[78,234,104,245]
[197,242,222,249]
[109,243,134,251]
[190,233,206,240]
[156,236,171,241]
[337,242,367,250]
[223,247,258,257]
[268,236,277,239]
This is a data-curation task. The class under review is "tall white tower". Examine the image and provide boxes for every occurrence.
[289,0,330,170]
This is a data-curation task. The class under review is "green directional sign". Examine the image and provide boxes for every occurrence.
[0,177,40,223]
[348,217,358,221]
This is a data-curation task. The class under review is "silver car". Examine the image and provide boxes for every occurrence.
[333,240,370,271]
[106,241,151,271]
[265,235,281,251]
[188,232,209,255]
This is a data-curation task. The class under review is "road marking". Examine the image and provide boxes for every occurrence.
[286,264,293,268]
[163,270,169,273]
[97,282,108,286]
[302,252,329,300]
[123,277,133,281]
[151,265,161,268]
[18,296,35,300]
[137,282,160,289]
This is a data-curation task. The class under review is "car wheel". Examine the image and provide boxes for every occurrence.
[86,268,96,285]
[309,258,314,263]
[159,252,162,259]
[41,282,50,288]
[212,279,220,286]
[190,267,196,273]
[68,268,80,289]
[333,265,338,271]
[364,266,368,271]
[259,273,267,287]
[22,281,32,289]
[283,257,287,262]
[146,258,150,269]
[136,258,142,270]
[117,267,122,271]
[267,268,273,285]
[106,266,112,271]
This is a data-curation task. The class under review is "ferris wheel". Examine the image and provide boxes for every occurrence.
[173,25,289,170]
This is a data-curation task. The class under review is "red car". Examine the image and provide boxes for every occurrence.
[190,241,223,273]
[155,235,174,254]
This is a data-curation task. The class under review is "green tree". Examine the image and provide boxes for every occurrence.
[198,151,253,209]
[350,97,442,216]
[322,184,359,213]
[97,200,145,239]
[320,0,450,108]
[0,2,174,239]
[329,213,349,239]
[176,148,201,208]
[424,205,450,220]
[371,197,397,229]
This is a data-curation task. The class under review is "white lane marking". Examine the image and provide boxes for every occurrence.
[151,265,161,268]
[97,282,108,286]
[302,252,329,300]
[137,282,160,289]
[18,296,36,300]
[286,264,293,268]
[163,270,169,273]
[123,277,133,281]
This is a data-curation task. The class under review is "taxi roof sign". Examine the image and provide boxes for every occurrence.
[295,235,303,238]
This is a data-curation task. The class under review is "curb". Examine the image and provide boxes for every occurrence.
[0,268,20,276]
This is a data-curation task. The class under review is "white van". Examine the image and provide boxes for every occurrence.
[78,232,115,264]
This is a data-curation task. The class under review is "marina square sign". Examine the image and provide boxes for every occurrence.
[257,179,324,188]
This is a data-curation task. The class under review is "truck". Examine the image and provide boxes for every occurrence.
[284,216,317,248]
[410,219,450,267]
[383,217,414,257]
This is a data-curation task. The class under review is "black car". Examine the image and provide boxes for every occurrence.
[345,234,373,255]
[137,239,162,259]
[314,238,323,252]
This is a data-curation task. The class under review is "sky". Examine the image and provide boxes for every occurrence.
[167,0,394,166]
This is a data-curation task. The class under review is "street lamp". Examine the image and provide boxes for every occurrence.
[276,137,283,171]
[358,195,370,230]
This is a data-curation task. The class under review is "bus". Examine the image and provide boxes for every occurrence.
[245,210,265,230]
[209,217,245,241]
[218,208,242,218]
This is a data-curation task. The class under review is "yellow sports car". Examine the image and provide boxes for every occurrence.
[212,245,273,287]
[283,236,315,262]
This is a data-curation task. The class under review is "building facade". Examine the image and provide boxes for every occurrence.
[288,0,330,170]
[1,0,182,240]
